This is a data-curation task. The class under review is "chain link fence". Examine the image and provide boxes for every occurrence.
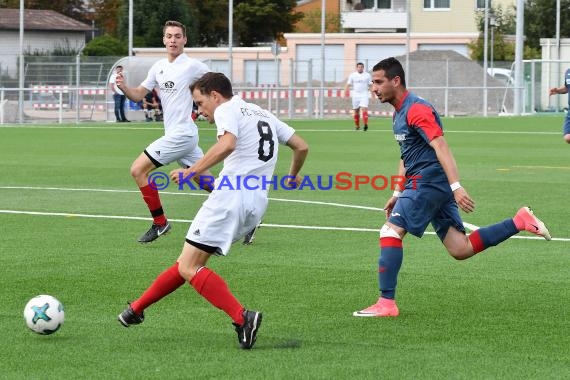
[0,54,567,124]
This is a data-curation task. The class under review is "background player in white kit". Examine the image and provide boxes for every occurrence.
[117,72,309,350]
[115,20,213,243]
[344,62,372,131]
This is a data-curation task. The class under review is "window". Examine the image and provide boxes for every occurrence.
[476,0,492,9]
[423,0,450,9]
[358,0,391,10]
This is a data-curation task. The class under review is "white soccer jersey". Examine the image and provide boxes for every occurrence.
[109,73,124,95]
[347,71,372,94]
[141,54,209,137]
[214,95,295,188]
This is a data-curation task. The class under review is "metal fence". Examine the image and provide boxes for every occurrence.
[1,55,569,124]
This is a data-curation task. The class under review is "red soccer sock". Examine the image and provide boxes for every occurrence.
[363,110,369,125]
[139,184,167,225]
[353,113,360,127]
[189,267,245,325]
[131,263,185,314]
[468,230,485,254]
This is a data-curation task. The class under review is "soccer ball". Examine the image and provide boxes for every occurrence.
[23,295,65,335]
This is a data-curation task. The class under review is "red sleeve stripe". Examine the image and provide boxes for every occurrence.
[379,237,402,248]
[407,103,443,141]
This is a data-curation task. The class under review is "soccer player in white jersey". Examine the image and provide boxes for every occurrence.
[118,72,309,350]
[344,62,372,131]
[115,20,214,243]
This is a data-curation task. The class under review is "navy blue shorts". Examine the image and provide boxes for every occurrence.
[388,181,465,241]
[563,113,570,135]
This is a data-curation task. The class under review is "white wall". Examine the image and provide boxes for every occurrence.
[295,44,345,83]
[0,30,85,77]
[356,44,406,70]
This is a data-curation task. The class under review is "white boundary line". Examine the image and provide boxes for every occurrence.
[2,209,566,241]
[0,185,566,241]
[0,184,470,222]
[0,124,561,135]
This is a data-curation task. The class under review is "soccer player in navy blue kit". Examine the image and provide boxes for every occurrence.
[353,57,551,318]
[548,68,570,144]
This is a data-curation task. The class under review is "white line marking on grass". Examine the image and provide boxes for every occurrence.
[0,125,168,130]
[0,186,499,234]
[0,185,475,229]
[1,209,567,242]
[0,124,560,135]
[0,185,381,209]
[512,165,570,170]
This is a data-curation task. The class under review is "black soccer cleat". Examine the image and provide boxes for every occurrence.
[242,222,261,245]
[118,305,145,327]
[138,222,171,243]
[233,310,262,349]
[363,124,368,132]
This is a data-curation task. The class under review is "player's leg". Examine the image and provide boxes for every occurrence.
[118,261,186,327]
[179,242,245,324]
[360,94,370,131]
[352,109,360,130]
[241,189,267,245]
[180,242,261,349]
[563,114,570,143]
[351,97,360,130]
[117,243,214,328]
[144,105,152,122]
[362,106,369,131]
[130,152,171,243]
[354,185,452,317]
[119,95,128,122]
[177,144,215,193]
[242,220,261,245]
[353,222,405,317]
[133,135,205,243]
[183,190,263,348]
[113,94,121,121]
[440,204,550,261]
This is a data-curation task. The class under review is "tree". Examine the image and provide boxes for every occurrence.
[233,0,303,46]
[91,0,123,37]
[523,0,570,52]
[469,4,540,61]
[187,0,229,47]
[117,0,193,48]
[186,0,303,47]
[83,35,127,56]
[294,8,340,33]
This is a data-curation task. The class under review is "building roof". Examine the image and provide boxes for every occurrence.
[0,9,92,32]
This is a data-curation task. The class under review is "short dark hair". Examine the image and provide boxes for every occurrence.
[372,57,406,87]
[163,20,186,37]
[116,65,123,69]
[190,72,233,99]
[356,62,364,67]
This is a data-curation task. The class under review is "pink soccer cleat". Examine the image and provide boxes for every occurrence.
[353,297,399,317]
[513,207,551,241]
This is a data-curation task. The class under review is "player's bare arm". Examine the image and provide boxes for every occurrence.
[115,73,149,102]
[549,85,568,96]
[285,134,309,187]
[170,131,237,184]
[430,136,475,213]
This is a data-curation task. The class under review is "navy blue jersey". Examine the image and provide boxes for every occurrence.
[392,91,447,185]
[564,69,570,106]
